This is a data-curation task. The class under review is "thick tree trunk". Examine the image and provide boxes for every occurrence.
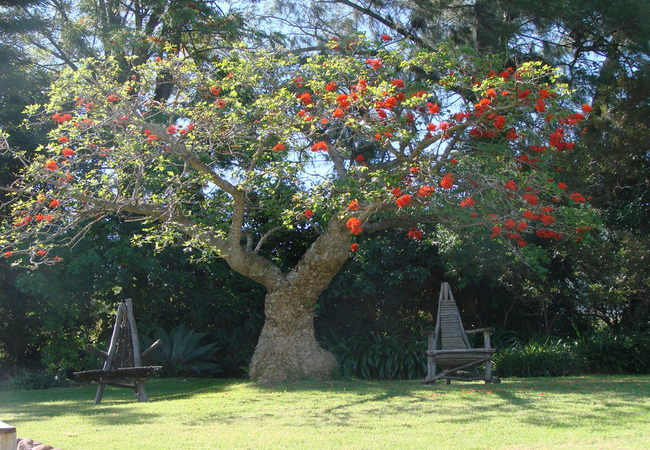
[249,287,339,383]
[248,218,352,383]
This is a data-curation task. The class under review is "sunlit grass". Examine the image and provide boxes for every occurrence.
[1,376,649,449]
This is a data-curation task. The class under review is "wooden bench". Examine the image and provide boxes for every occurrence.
[422,282,500,384]
[74,299,162,404]
[0,421,16,450]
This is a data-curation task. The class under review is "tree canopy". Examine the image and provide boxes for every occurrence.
[1,37,595,380]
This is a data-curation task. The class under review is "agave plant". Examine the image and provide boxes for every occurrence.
[141,323,220,376]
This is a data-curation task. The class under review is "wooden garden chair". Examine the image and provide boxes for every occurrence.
[422,282,500,384]
[74,299,162,404]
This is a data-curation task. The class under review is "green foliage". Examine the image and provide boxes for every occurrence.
[575,330,650,375]
[494,338,584,378]
[141,323,220,377]
[0,368,68,391]
[494,330,650,377]
[327,330,426,380]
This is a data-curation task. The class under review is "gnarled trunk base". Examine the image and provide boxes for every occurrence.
[249,322,338,383]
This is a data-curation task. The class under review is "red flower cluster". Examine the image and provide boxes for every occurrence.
[365,59,382,70]
[440,174,454,190]
[45,160,59,171]
[304,209,314,219]
[417,186,434,197]
[311,141,328,152]
[407,227,423,240]
[346,217,363,235]
[350,243,359,252]
[52,113,72,124]
[348,200,359,211]
[395,194,411,208]
[273,143,285,152]
[460,197,475,207]
[570,192,586,203]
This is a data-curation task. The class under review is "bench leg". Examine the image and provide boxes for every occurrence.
[93,384,106,405]
[134,381,149,402]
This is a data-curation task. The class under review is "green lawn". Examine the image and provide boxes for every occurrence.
[1,376,648,449]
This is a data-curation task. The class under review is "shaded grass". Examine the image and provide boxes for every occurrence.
[0,376,648,449]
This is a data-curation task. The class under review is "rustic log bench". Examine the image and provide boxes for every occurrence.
[74,299,162,404]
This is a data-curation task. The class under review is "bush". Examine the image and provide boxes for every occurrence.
[575,330,650,374]
[493,338,585,377]
[327,331,427,380]
[141,323,221,377]
[0,368,68,391]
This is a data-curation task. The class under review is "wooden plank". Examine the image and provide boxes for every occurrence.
[124,299,142,367]
[0,421,17,450]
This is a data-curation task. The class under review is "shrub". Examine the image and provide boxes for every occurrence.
[493,338,585,377]
[575,330,650,374]
[0,368,68,391]
[141,323,221,377]
[327,331,427,380]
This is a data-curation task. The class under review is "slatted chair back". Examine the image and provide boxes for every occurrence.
[112,317,135,370]
[435,282,471,350]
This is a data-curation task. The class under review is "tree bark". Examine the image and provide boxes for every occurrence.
[248,218,352,383]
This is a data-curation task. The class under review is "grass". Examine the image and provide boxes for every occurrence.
[0,376,649,449]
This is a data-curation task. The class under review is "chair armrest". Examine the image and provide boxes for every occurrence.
[465,328,495,334]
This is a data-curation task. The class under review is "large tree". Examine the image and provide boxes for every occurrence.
[1,40,594,382]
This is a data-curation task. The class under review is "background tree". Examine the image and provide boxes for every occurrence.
[1,39,594,381]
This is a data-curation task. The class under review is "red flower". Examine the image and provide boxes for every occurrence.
[504,219,516,229]
[570,192,586,203]
[391,79,405,89]
[460,197,475,207]
[505,180,517,191]
[517,240,527,247]
[346,217,363,235]
[506,129,519,140]
[516,221,528,231]
[3,251,13,258]
[490,226,502,238]
[36,249,47,257]
[427,103,440,114]
[390,187,402,197]
[49,199,60,208]
[167,125,177,135]
[535,98,546,113]
[582,104,593,113]
[350,243,359,252]
[365,58,382,70]
[332,108,344,118]
[304,209,314,219]
[355,154,365,162]
[58,136,69,144]
[470,212,479,218]
[45,160,59,171]
[395,194,411,208]
[210,86,220,95]
[311,141,328,152]
[273,143,286,152]
[523,210,536,220]
[325,82,337,92]
[417,186,434,197]
[348,200,359,211]
[299,92,313,106]
[381,34,391,41]
[106,94,120,103]
[440,173,454,190]
[35,213,45,222]
[407,227,423,240]
[524,193,539,205]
